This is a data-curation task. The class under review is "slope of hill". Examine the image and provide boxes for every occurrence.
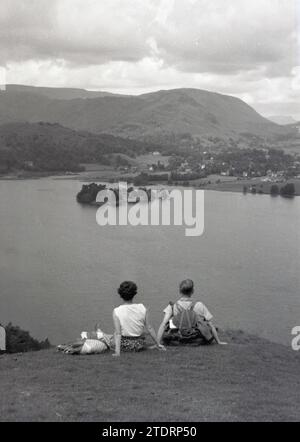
[0,122,155,172]
[0,331,300,422]
[0,87,295,141]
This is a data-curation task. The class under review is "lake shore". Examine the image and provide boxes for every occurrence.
[1,170,300,196]
[1,330,299,422]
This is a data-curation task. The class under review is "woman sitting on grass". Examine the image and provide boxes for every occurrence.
[113,281,165,357]
[58,281,164,356]
[157,279,227,346]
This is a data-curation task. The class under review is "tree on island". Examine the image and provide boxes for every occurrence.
[133,173,149,186]
[270,184,279,196]
[280,183,295,197]
[77,183,106,204]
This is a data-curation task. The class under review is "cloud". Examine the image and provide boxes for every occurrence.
[1,0,299,118]
[0,0,155,65]
[1,0,297,71]
[153,0,297,77]
[0,0,58,63]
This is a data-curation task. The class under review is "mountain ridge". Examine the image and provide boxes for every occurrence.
[3,84,121,100]
[0,85,296,141]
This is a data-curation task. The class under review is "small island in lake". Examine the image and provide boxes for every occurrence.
[76,183,153,206]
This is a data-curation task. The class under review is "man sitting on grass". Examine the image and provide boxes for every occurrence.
[157,279,227,346]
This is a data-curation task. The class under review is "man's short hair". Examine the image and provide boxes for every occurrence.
[179,279,194,296]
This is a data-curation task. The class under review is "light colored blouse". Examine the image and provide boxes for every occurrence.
[113,303,147,337]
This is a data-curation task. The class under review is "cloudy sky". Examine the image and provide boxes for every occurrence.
[0,0,299,118]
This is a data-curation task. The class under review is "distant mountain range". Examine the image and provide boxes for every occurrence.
[0,85,296,141]
[267,115,298,126]
[4,84,120,100]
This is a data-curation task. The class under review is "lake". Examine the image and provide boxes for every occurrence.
[0,179,299,345]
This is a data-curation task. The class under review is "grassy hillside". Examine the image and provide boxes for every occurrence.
[0,87,296,141]
[0,330,299,422]
[0,122,158,172]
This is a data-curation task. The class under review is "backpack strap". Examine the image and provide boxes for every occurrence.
[184,309,192,329]
[168,301,175,316]
[184,302,198,330]
[178,308,185,330]
[175,301,184,312]
[171,301,184,317]
[188,301,196,310]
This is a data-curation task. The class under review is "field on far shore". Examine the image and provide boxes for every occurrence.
[0,330,299,422]
[195,176,300,196]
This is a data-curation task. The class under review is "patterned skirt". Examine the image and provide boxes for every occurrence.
[120,336,146,352]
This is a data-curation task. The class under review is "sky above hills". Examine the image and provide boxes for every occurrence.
[0,0,299,119]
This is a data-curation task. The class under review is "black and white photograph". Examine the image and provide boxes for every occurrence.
[0,0,299,426]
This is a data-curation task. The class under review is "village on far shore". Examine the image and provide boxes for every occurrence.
[72,142,300,198]
[1,126,300,197]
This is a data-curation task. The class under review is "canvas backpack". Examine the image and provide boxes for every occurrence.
[163,301,214,345]
[172,301,199,334]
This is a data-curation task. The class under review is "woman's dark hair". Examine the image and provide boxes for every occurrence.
[118,281,138,301]
[179,279,194,296]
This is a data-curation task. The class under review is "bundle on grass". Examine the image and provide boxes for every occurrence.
[57,330,113,355]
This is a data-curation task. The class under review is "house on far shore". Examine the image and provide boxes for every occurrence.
[24,161,34,169]
[221,170,230,177]
[152,151,161,156]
